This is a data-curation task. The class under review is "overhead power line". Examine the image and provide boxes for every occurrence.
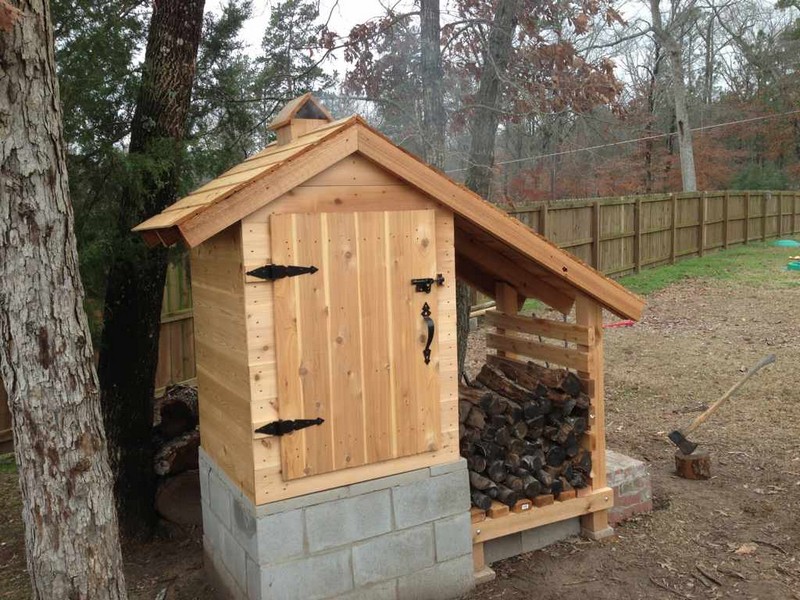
[445,109,800,173]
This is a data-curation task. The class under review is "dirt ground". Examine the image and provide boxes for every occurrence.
[2,255,800,599]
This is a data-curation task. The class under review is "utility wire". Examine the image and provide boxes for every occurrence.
[445,108,800,173]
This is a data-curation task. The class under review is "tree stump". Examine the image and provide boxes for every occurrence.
[675,448,711,480]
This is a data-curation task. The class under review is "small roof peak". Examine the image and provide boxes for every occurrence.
[268,93,333,131]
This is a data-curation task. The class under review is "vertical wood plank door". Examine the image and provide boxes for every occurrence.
[271,209,441,480]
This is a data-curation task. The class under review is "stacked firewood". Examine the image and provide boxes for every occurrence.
[460,357,593,510]
[153,385,201,525]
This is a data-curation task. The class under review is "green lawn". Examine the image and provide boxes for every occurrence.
[521,241,800,312]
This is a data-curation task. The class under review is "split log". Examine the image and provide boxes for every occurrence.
[155,386,199,440]
[546,446,566,467]
[471,491,493,510]
[465,407,486,429]
[458,400,473,423]
[487,460,506,483]
[467,455,487,473]
[505,475,525,493]
[477,364,536,404]
[470,471,498,493]
[155,470,202,526]
[490,356,582,397]
[495,485,519,507]
[153,429,200,476]
[504,453,521,471]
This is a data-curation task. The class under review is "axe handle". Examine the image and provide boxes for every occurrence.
[684,354,776,435]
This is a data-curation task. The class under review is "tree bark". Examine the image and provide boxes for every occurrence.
[0,2,127,598]
[98,0,205,537]
[460,0,519,370]
[650,0,697,192]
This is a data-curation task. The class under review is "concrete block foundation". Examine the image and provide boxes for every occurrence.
[199,449,474,600]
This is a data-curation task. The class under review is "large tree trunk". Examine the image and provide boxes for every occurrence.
[650,0,697,192]
[0,2,127,598]
[420,0,473,373]
[460,0,519,370]
[98,0,205,537]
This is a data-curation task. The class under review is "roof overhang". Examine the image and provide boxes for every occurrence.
[134,118,644,321]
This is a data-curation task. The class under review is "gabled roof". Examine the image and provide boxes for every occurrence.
[134,112,644,321]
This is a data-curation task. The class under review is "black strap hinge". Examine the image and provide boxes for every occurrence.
[247,264,318,281]
[255,418,324,436]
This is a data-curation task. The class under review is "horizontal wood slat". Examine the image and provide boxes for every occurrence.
[485,311,591,345]
[472,487,613,543]
[486,332,590,371]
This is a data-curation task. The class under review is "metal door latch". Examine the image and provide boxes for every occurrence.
[255,418,324,436]
[411,273,445,293]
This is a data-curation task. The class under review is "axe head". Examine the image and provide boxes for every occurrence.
[668,430,698,455]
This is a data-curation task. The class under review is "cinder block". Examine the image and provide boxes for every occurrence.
[306,490,392,553]
[231,497,258,555]
[349,468,431,497]
[208,468,232,528]
[484,533,522,565]
[222,528,248,593]
[246,556,261,600]
[396,555,474,600]
[255,508,305,565]
[353,525,435,586]
[520,518,580,553]
[255,486,351,518]
[434,513,472,562]
[202,503,225,555]
[260,548,353,600]
[392,470,469,530]
[429,458,467,477]
[338,580,398,600]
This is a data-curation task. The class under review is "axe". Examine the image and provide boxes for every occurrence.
[668,354,776,455]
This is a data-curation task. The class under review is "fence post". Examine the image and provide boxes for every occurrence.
[744,191,750,244]
[539,203,548,238]
[762,192,768,241]
[634,197,642,272]
[794,192,799,234]
[592,200,601,270]
[778,192,783,238]
[723,190,729,249]
[699,191,707,257]
[670,193,678,263]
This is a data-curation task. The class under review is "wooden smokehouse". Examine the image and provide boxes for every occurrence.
[135,94,644,592]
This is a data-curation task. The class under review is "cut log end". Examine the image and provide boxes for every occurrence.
[675,448,711,480]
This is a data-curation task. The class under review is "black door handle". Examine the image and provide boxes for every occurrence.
[421,302,434,364]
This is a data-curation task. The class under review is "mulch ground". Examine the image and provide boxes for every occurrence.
[2,267,800,599]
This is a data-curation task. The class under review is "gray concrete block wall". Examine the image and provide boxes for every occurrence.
[199,449,474,600]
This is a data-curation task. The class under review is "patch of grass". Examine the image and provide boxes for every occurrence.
[0,453,16,474]
[519,242,800,312]
[618,243,800,296]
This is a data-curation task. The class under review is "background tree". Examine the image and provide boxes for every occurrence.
[97,0,205,537]
[0,1,127,597]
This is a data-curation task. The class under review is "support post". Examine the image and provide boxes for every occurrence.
[592,200,601,270]
[634,198,642,272]
[670,193,678,263]
[575,295,612,539]
[699,192,707,257]
[539,203,549,238]
[762,192,768,241]
[778,192,783,238]
[794,192,798,234]
[495,281,522,360]
[722,191,729,249]
[744,191,750,244]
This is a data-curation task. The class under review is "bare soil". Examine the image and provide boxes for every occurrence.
[2,274,799,599]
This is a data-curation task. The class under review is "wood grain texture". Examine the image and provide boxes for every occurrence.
[190,226,255,499]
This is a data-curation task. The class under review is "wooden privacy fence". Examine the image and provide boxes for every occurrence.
[509,190,800,276]
[1,189,798,453]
